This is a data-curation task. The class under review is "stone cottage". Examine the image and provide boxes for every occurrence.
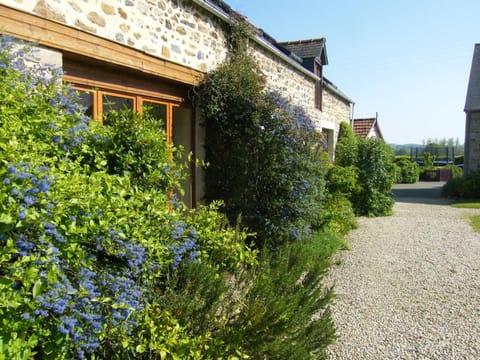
[0,0,353,206]
[465,43,480,176]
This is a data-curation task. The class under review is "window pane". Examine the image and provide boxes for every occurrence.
[103,94,133,112]
[143,101,167,129]
[77,90,94,117]
[102,94,134,125]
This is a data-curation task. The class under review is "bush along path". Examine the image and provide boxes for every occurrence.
[0,34,346,359]
[327,186,480,359]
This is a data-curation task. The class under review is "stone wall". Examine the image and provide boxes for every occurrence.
[465,112,480,175]
[322,89,351,130]
[1,0,229,72]
[252,45,321,127]
[252,45,351,141]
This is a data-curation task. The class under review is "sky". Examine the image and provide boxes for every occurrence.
[224,0,480,145]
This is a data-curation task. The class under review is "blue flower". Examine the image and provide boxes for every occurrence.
[23,195,36,205]
[3,177,10,185]
[18,210,26,220]
[21,313,34,322]
[37,180,50,192]
[33,308,49,318]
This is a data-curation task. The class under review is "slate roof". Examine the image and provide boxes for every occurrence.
[353,118,384,140]
[465,44,480,112]
[278,38,328,65]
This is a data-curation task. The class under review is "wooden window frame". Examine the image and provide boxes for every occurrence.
[70,84,179,133]
[140,97,177,143]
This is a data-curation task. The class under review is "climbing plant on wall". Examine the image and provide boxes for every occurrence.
[197,23,331,247]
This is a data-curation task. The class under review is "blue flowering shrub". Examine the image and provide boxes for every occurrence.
[0,35,258,359]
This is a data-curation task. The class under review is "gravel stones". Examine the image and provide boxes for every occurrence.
[327,190,480,359]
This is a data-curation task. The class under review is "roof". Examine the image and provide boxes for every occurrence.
[465,44,480,112]
[278,38,328,65]
[353,118,384,140]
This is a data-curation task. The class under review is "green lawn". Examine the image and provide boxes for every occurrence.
[451,201,480,209]
[452,201,480,232]
[469,215,480,233]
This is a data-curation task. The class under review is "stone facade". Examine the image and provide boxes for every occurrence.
[1,0,351,146]
[322,88,351,131]
[465,112,480,174]
[1,0,229,73]
[251,45,351,148]
[252,45,319,125]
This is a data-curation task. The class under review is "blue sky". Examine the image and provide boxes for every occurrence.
[225,0,480,144]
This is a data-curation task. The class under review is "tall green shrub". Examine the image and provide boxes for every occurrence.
[197,50,329,247]
[335,125,395,216]
[353,138,396,216]
[325,165,358,235]
[394,158,419,184]
[335,122,358,167]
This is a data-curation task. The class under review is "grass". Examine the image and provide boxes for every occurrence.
[470,215,480,233]
[451,201,480,233]
[451,200,480,209]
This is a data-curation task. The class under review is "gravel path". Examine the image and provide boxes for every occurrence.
[327,182,480,359]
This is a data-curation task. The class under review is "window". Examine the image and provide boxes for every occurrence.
[63,56,196,207]
[314,61,323,110]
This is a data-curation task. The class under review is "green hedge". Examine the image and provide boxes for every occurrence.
[443,171,480,199]
[394,158,419,184]
[197,46,349,247]
[335,123,396,216]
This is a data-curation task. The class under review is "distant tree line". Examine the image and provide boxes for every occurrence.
[390,137,463,157]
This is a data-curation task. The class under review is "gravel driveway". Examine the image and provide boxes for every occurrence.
[327,182,480,359]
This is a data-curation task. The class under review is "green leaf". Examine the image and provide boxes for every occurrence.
[32,279,47,298]
[0,213,13,225]
[136,345,146,354]
[47,268,58,284]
